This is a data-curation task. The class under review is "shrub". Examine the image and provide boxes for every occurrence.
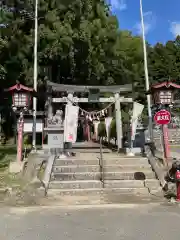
[23,134,32,151]
[109,118,129,142]
[110,119,116,139]
[98,121,106,137]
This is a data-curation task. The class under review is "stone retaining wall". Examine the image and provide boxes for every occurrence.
[153,129,180,145]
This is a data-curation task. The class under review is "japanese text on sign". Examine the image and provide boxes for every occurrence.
[156,115,169,121]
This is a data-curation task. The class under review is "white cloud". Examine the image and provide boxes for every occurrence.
[110,0,127,12]
[135,11,156,35]
[170,22,180,37]
[135,22,152,35]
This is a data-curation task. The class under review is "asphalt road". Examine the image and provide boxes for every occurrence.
[1,203,180,240]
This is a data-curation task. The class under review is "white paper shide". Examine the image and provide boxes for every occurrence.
[105,117,113,141]
[93,120,100,140]
[64,105,79,143]
[131,102,144,141]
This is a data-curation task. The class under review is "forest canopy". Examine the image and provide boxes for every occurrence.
[0,0,180,102]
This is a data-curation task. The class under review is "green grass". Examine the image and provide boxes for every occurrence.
[0,172,24,188]
[0,145,16,170]
[0,145,26,190]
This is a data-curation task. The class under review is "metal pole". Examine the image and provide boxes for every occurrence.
[162,124,170,160]
[32,0,38,150]
[140,0,153,141]
[99,137,104,188]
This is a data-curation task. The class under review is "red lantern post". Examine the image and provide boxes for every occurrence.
[4,82,35,167]
[151,81,180,161]
[17,113,24,162]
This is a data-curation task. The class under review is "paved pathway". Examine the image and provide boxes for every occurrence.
[1,203,180,240]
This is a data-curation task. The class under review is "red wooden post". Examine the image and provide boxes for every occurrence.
[175,170,180,201]
[154,109,171,161]
[17,114,24,162]
[162,124,170,159]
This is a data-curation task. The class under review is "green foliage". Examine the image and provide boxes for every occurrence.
[0,0,144,89]
[0,0,180,104]
[148,38,180,83]
[23,134,32,150]
[109,109,131,140]
[110,119,116,139]
[98,121,106,137]
[0,146,16,169]
[23,134,29,146]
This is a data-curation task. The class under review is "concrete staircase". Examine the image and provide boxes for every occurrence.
[47,152,163,205]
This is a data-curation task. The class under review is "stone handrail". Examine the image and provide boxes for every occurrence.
[41,155,56,195]
[23,151,56,196]
[144,144,167,189]
[94,137,168,189]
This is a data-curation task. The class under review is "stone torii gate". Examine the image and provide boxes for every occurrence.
[46,81,133,150]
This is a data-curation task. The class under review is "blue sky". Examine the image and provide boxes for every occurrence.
[108,0,180,45]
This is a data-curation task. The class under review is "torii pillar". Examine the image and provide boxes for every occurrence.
[115,92,123,150]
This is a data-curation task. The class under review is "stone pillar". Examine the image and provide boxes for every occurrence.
[108,105,113,117]
[114,92,123,150]
[44,96,53,149]
[67,92,73,106]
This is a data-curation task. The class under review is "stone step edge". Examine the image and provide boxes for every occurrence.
[53,165,151,168]
[50,179,159,184]
[55,157,148,161]
[47,187,150,191]
[97,157,148,160]
[54,162,150,166]
[49,181,159,188]
[50,180,100,184]
[52,171,155,175]
[47,188,151,195]
[55,159,149,162]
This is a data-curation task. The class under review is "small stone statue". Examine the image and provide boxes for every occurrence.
[47,109,63,127]
[55,109,63,125]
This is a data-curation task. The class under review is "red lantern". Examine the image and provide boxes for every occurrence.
[5,82,34,110]
[151,81,180,105]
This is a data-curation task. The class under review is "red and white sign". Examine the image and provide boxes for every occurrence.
[154,109,171,125]
[68,134,73,141]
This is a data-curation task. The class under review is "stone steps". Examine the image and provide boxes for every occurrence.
[55,158,149,166]
[48,187,150,196]
[49,179,160,189]
[55,159,100,166]
[53,165,151,173]
[73,153,148,160]
[70,149,111,153]
[104,179,160,189]
[46,187,163,205]
[52,171,156,181]
[45,194,163,205]
[47,147,162,204]
[49,180,102,189]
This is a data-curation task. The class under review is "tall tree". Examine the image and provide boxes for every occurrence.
[148,36,180,83]
[0,0,144,88]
